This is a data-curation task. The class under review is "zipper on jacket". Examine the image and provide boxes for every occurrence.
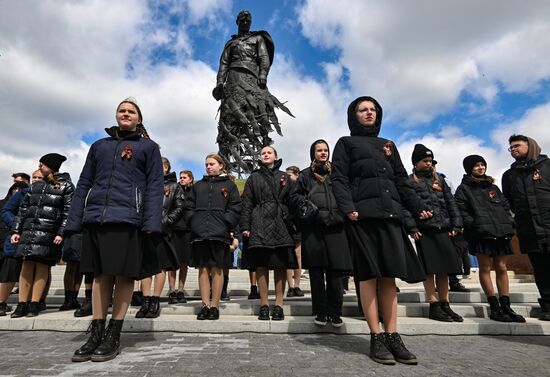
[101,140,123,223]
[84,188,92,208]
[135,187,140,213]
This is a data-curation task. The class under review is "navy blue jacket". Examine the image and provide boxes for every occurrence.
[0,189,28,257]
[65,127,164,233]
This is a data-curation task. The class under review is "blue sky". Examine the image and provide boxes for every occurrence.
[1,0,550,193]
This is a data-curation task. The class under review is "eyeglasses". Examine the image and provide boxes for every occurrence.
[508,144,523,152]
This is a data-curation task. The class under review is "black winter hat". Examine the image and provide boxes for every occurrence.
[411,144,434,166]
[309,139,330,161]
[463,154,487,175]
[39,153,67,172]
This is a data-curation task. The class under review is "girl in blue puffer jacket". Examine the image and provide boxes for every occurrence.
[65,98,164,363]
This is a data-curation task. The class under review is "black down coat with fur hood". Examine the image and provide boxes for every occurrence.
[12,173,75,263]
[240,159,295,249]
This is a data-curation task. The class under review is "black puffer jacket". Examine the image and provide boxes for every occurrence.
[502,155,550,253]
[12,173,74,262]
[185,175,241,244]
[332,96,422,222]
[173,184,192,231]
[162,172,185,234]
[403,172,462,232]
[454,175,514,241]
[240,159,294,249]
[292,168,344,228]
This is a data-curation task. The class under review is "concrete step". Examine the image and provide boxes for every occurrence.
[1,311,549,335]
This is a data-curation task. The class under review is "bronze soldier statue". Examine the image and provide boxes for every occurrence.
[213,10,293,175]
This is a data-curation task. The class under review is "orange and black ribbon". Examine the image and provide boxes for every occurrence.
[121,144,133,160]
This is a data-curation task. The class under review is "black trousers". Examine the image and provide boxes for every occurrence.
[528,252,550,311]
[309,268,344,317]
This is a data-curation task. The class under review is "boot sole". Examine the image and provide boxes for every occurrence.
[71,354,92,362]
[395,357,418,365]
[91,348,120,362]
[371,356,396,365]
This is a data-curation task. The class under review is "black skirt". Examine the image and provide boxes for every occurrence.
[0,257,22,283]
[301,224,353,271]
[143,233,179,272]
[80,223,160,280]
[172,230,191,266]
[468,238,513,257]
[415,230,463,275]
[246,246,298,270]
[190,240,232,268]
[346,219,425,283]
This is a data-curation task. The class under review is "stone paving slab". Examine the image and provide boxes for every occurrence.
[0,331,548,377]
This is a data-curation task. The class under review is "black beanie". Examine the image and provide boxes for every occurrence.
[463,154,487,175]
[309,139,330,161]
[39,153,67,172]
[411,144,434,166]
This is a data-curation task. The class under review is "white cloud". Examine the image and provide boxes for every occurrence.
[298,0,550,124]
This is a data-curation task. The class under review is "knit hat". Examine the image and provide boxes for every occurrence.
[39,153,67,172]
[463,154,487,175]
[411,144,434,166]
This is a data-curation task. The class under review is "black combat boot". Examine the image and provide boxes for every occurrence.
[499,295,525,323]
[440,301,464,322]
[145,296,161,318]
[369,333,395,365]
[91,319,123,362]
[72,319,106,362]
[428,302,453,322]
[135,296,150,318]
[487,296,512,322]
[384,332,418,365]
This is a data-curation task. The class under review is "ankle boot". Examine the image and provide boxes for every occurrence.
[72,319,106,362]
[11,302,28,318]
[369,333,395,365]
[91,319,123,362]
[75,297,93,317]
[70,291,82,310]
[135,296,150,318]
[428,302,453,322]
[499,295,526,323]
[221,275,230,301]
[487,296,513,322]
[59,290,73,311]
[39,299,47,312]
[440,301,463,322]
[145,296,161,318]
[248,285,260,300]
[384,332,418,365]
[27,301,40,317]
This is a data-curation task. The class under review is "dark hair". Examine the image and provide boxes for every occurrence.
[508,134,529,144]
[286,166,300,175]
[161,157,171,172]
[12,172,30,182]
[179,170,194,183]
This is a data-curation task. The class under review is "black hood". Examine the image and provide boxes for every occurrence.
[164,171,177,184]
[201,174,232,182]
[105,126,142,140]
[309,139,330,162]
[347,96,383,137]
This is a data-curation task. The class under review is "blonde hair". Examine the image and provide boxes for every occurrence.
[206,153,235,181]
